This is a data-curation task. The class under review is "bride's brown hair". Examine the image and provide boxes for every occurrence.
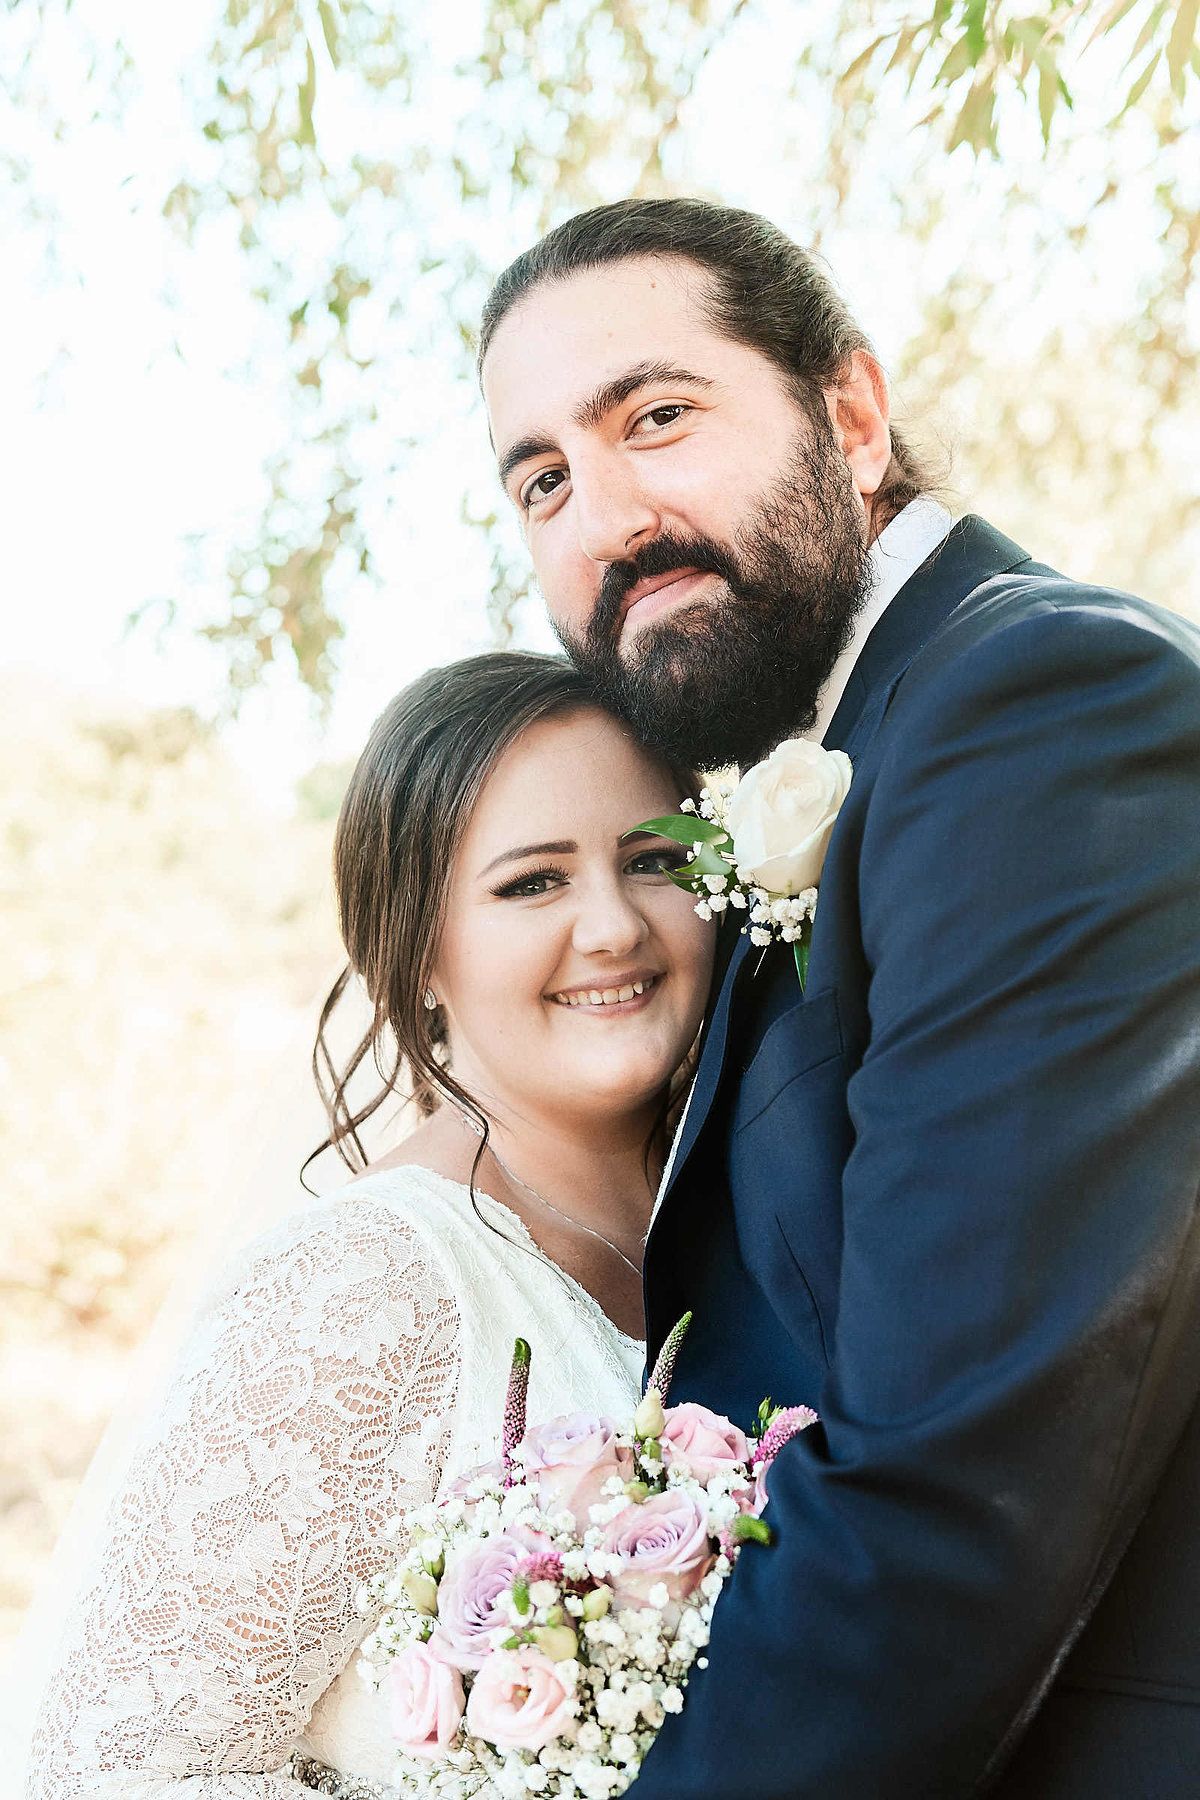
[310,651,698,1179]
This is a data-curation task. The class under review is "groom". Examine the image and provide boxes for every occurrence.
[478,199,1200,1796]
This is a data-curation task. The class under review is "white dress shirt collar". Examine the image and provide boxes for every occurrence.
[806,495,955,745]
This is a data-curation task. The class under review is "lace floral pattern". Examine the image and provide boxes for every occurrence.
[26,1169,643,1797]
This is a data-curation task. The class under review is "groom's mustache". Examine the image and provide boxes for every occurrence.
[589,531,743,650]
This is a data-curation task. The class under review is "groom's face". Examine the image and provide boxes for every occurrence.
[482,255,876,767]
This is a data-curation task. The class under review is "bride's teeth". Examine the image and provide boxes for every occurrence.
[602,988,620,1004]
[589,990,603,1004]
[632,980,645,995]
[617,985,634,1002]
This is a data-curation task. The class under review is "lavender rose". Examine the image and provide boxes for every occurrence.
[603,1489,715,1609]
[436,1532,543,1670]
[519,1411,634,1525]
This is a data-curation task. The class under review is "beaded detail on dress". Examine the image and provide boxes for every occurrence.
[26,1166,644,1797]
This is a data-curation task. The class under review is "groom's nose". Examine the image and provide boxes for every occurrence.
[571,457,660,566]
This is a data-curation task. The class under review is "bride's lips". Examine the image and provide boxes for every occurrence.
[621,568,712,633]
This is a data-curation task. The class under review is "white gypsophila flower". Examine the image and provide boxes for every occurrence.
[707,893,728,914]
[749,927,773,947]
[647,1582,670,1610]
[679,798,696,813]
[576,1722,603,1753]
[703,873,728,893]
[611,1734,638,1765]
[661,1685,684,1714]
[728,888,748,909]
[530,1580,559,1608]
[694,900,714,922]
[562,1551,588,1580]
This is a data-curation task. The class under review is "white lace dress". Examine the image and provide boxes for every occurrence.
[26,1167,645,1798]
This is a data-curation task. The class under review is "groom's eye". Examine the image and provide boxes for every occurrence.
[521,468,567,510]
[633,403,689,433]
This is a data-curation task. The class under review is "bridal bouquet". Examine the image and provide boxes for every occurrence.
[357,1314,816,1799]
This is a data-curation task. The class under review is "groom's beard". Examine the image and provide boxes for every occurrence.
[556,432,873,770]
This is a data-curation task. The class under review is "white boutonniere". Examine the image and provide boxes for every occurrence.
[629,739,852,991]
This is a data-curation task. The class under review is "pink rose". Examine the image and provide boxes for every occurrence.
[385,1640,465,1759]
[519,1412,634,1526]
[659,1402,751,1481]
[603,1489,715,1609]
[436,1532,544,1671]
[465,1646,578,1751]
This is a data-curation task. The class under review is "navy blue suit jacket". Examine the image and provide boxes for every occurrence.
[632,517,1200,1798]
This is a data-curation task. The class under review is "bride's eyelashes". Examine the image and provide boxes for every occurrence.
[490,845,688,900]
[491,863,571,900]
[624,845,689,876]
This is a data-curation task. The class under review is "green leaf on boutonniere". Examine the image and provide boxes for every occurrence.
[625,814,730,847]
[794,938,810,993]
[671,839,734,886]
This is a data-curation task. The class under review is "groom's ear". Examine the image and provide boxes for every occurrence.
[822,349,893,523]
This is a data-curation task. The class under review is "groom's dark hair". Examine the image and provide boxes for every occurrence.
[479,196,930,528]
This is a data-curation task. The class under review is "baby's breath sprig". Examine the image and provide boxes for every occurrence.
[625,780,817,991]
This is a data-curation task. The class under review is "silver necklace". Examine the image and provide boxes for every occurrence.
[457,1110,643,1279]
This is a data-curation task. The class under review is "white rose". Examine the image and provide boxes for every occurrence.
[726,739,852,895]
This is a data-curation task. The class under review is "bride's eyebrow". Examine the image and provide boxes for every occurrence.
[479,839,577,878]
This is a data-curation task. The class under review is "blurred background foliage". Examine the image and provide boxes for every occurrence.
[6,0,1199,707]
[2,0,1198,1647]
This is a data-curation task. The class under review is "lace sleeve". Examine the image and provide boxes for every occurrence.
[26,1195,461,1798]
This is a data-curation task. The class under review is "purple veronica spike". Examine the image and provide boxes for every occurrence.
[646,1311,692,1405]
[502,1338,531,1486]
[754,1404,819,1466]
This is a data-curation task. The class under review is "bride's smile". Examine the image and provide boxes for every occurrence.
[432,704,713,1126]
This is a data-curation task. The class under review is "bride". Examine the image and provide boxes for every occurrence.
[26,651,715,1796]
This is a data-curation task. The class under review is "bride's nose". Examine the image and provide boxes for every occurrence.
[570,877,650,958]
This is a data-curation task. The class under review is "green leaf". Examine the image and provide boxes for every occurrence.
[298,41,317,147]
[676,838,734,882]
[794,939,810,992]
[933,32,976,85]
[1130,2,1168,62]
[948,78,995,152]
[963,0,987,59]
[624,814,730,847]
[1168,0,1199,94]
[1086,0,1140,49]
[838,32,890,89]
[1122,47,1162,109]
[1038,58,1058,140]
[317,0,341,65]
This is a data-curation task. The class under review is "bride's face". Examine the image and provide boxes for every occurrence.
[432,706,716,1128]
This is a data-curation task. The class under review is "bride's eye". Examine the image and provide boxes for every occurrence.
[492,864,570,899]
[625,845,689,877]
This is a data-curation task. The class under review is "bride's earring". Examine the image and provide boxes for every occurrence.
[423,990,438,1011]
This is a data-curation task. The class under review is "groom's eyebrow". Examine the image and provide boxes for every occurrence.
[479,839,577,877]
[496,362,714,490]
[572,361,714,431]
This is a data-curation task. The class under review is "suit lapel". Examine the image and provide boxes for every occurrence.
[654,515,1033,1214]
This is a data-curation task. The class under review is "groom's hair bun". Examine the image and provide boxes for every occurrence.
[479,196,930,526]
